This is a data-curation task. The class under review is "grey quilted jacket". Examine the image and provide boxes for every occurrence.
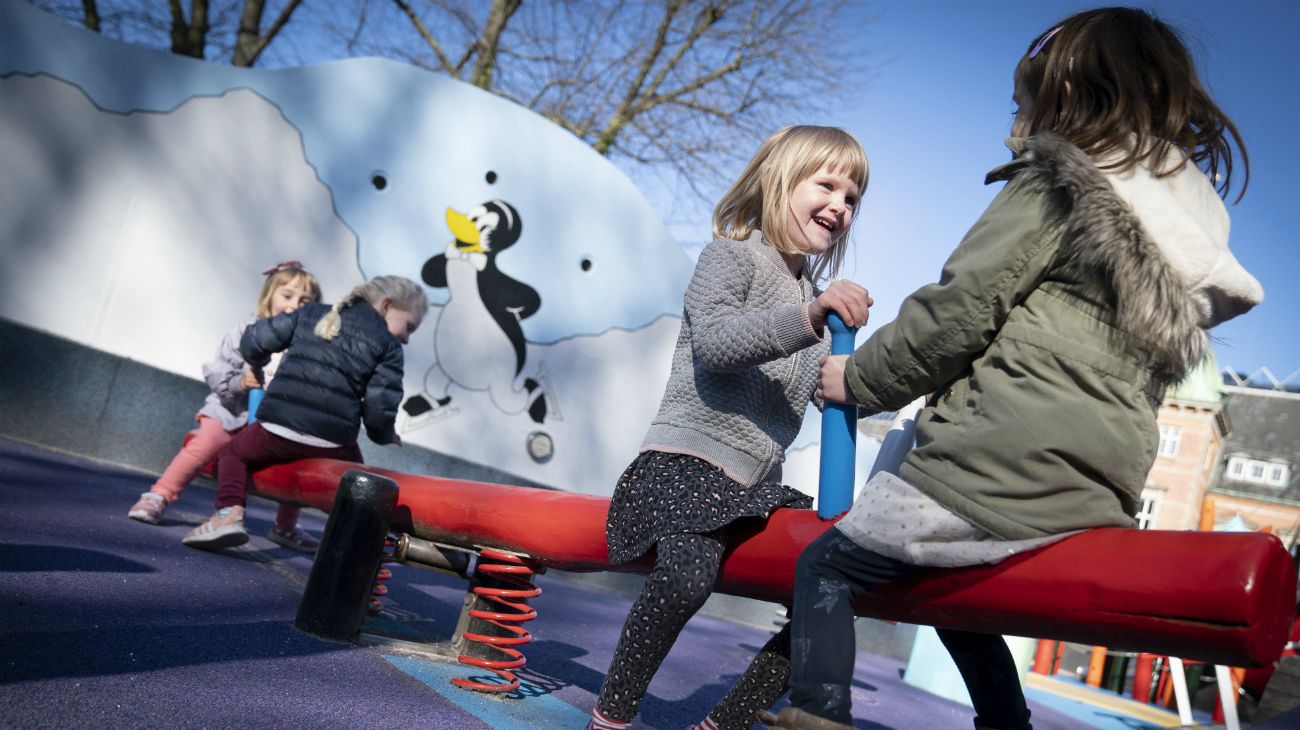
[642,230,827,486]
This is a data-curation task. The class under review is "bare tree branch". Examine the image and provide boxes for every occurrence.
[390,0,457,74]
[345,0,372,54]
[634,0,731,108]
[592,0,685,154]
[467,0,521,89]
[231,0,304,67]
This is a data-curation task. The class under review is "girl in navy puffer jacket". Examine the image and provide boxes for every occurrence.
[182,275,427,551]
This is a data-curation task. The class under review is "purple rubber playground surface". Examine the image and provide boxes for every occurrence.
[0,435,1186,728]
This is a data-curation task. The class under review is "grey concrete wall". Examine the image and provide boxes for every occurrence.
[0,317,544,487]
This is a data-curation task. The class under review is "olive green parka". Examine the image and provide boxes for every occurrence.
[845,133,1262,540]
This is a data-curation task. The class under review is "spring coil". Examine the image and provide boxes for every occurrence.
[453,547,542,692]
[367,536,396,615]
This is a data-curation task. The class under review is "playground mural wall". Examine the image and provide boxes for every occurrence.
[0,0,877,497]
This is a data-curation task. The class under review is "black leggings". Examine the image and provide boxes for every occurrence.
[596,530,793,728]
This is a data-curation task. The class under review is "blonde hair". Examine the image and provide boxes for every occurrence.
[255,264,322,318]
[314,275,429,342]
[712,125,869,281]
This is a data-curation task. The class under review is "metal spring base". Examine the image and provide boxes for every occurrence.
[453,547,542,692]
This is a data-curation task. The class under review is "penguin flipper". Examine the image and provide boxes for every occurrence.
[479,265,541,320]
[510,280,541,321]
[479,264,541,375]
[421,254,449,288]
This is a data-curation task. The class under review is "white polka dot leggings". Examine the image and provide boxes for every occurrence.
[595,529,793,728]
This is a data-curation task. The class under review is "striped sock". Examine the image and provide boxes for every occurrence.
[588,707,631,730]
[687,717,720,730]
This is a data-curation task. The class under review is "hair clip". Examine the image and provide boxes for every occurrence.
[262,260,304,275]
[1029,26,1063,59]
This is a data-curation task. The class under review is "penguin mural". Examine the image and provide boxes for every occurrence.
[403,200,549,424]
[0,0,703,495]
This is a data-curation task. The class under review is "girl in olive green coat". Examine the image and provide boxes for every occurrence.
[763,8,1262,730]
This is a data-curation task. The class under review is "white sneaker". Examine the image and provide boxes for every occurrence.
[181,506,248,550]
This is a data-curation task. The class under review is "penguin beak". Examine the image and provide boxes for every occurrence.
[446,208,484,253]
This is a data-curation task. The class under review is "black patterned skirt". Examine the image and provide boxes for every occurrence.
[605,450,813,565]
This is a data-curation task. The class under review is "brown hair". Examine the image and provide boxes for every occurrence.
[1014,7,1248,201]
[255,264,322,318]
[712,125,868,281]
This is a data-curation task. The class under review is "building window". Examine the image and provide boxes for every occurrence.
[1136,490,1162,529]
[1157,426,1181,458]
[1226,456,1291,488]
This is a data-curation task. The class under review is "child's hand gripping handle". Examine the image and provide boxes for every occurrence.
[817,312,857,519]
[247,388,264,425]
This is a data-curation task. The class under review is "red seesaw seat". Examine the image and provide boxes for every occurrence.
[249,459,1297,668]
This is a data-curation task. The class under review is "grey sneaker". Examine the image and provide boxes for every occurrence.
[267,524,319,552]
[127,492,167,524]
[181,506,248,550]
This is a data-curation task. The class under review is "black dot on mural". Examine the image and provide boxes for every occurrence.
[485,171,498,184]
[580,258,593,272]
[371,174,388,191]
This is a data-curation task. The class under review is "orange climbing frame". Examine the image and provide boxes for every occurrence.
[248,458,1296,668]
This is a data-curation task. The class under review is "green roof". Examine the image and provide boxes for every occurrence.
[1167,354,1223,404]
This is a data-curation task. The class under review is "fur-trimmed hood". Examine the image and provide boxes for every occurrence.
[988,133,1262,386]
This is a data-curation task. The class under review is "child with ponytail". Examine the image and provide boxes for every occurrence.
[182,275,428,551]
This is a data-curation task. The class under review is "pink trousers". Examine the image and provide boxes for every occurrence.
[151,415,303,529]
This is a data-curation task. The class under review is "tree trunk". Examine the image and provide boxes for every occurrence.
[231,0,267,67]
[81,0,100,32]
[467,0,522,90]
[168,0,210,60]
[592,0,685,155]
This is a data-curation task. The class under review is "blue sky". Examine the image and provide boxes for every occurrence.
[642,0,1299,382]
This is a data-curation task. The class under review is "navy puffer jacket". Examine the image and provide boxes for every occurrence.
[241,302,404,446]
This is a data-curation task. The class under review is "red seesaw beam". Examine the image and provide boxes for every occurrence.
[250,459,1296,668]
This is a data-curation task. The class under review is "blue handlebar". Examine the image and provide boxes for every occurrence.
[248,387,264,425]
[817,313,857,518]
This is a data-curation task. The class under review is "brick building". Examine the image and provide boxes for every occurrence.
[1205,382,1300,541]
[1144,359,1229,530]
[1147,361,1300,551]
